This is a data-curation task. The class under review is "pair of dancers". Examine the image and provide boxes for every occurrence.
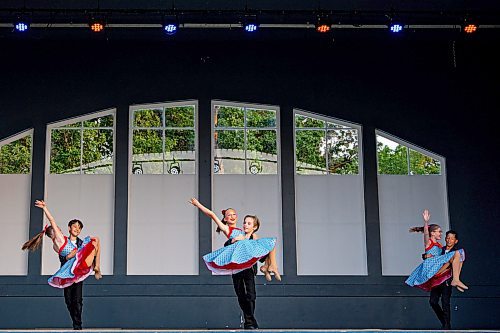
[406,209,468,292]
[189,198,281,281]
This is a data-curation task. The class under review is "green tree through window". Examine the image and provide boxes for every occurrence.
[50,114,114,174]
[0,135,32,174]
[295,113,359,175]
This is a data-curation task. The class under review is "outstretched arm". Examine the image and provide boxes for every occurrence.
[35,200,64,241]
[189,198,229,236]
[422,209,431,248]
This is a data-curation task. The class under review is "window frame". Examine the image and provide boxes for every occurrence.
[129,100,198,175]
[46,109,116,175]
[375,130,445,176]
[211,100,280,176]
[293,109,363,176]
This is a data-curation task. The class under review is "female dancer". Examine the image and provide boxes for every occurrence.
[405,209,467,292]
[22,200,102,287]
[189,198,281,280]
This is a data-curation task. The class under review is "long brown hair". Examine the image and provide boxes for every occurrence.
[409,224,440,233]
[21,226,54,251]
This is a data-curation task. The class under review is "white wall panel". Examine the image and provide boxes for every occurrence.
[296,175,367,275]
[128,175,198,275]
[0,175,30,275]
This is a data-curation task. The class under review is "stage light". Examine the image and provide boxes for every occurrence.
[89,21,105,32]
[14,21,29,32]
[162,15,179,35]
[389,23,404,33]
[244,23,258,32]
[315,16,331,33]
[163,23,178,34]
[463,24,478,34]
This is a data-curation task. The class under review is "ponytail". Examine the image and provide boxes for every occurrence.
[21,225,52,251]
[409,224,440,233]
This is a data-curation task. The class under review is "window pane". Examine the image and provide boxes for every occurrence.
[327,129,359,175]
[214,130,245,174]
[295,114,325,128]
[83,115,114,128]
[295,130,327,174]
[50,129,81,174]
[377,136,408,175]
[164,130,195,174]
[247,130,277,174]
[60,121,82,128]
[165,106,195,128]
[214,105,244,128]
[0,136,32,174]
[410,149,441,175]
[327,122,351,129]
[133,109,163,128]
[132,129,163,174]
[246,109,276,128]
[82,129,113,174]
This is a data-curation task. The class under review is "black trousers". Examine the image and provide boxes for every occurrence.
[64,281,83,329]
[232,267,258,329]
[429,282,452,329]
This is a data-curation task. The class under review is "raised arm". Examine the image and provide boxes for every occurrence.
[35,200,64,241]
[189,198,229,236]
[422,209,431,248]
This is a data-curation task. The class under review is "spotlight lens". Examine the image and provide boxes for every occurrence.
[164,24,178,34]
[15,22,29,32]
[390,24,403,33]
[464,24,477,33]
[90,22,104,32]
[316,24,330,33]
[245,24,258,32]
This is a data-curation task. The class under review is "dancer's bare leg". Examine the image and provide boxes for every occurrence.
[267,248,281,281]
[435,262,450,275]
[260,257,272,282]
[450,251,467,290]
[84,237,102,280]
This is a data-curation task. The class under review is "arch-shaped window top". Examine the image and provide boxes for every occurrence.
[0,129,33,175]
[213,101,279,175]
[376,131,442,175]
[130,101,197,175]
[294,111,360,175]
[48,110,115,174]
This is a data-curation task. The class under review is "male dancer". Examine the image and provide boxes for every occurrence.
[223,237,261,329]
[59,219,85,330]
[426,230,460,330]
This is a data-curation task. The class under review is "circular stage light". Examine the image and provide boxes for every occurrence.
[244,23,258,32]
[15,22,29,32]
[164,23,178,35]
[390,23,404,33]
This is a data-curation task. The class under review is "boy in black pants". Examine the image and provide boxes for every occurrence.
[224,238,263,329]
[426,230,460,330]
[59,219,85,330]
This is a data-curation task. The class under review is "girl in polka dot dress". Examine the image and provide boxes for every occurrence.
[22,200,102,288]
[405,209,467,292]
[189,198,281,281]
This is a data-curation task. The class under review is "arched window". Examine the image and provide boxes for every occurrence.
[294,110,367,275]
[0,129,33,275]
[376,131,448,276]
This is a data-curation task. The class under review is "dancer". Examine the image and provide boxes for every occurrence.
[189,198,281,329]
[22,200,102,330]
[427,230,461,330]
[405,209,467,292]
[189,198,281,279]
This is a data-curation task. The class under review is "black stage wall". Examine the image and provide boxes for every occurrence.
[0,30,499,329]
